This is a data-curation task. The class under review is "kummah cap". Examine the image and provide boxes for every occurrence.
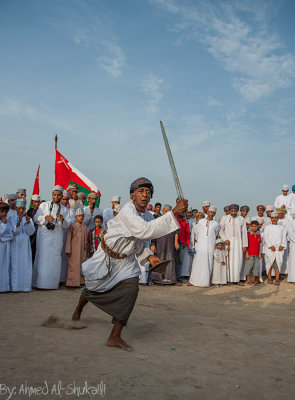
[52,185,63,193]
[277,208,287,214]
[257,204,265,210]
[77,192,86,198]
[67,184,79,192]
[62,191,70,199]
[112,195,121,202]
[271,212,279,218]
[87,192,98,200]
[292,185,295,192]
[8,194,18,201]
[256,217,264,224]
[16,199,26,207]
[163,204,172,210]
[224,205,230,212]
[0,201,9,211]
[229,204,239,210]
[16,188,26,195]
[216,239,224,245]
[130,177,154,197]
[282,184,289,191]
[208,206,217,212]
[266,205,274,212]
[202,200,210,207]
[75,208,84,216]
[114,204,122,213]
[240,205,250,212]
[31,194,40,201]
[1,194,8,202]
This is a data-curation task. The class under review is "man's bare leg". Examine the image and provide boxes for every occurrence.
[107,320,133,352]
[72,294,88,321]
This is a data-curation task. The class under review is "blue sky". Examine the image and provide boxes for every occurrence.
[0,0,294,216]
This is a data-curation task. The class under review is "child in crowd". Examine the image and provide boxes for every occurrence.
[211,239,227,286]
[87,215,105,258]
[0,202,14,292]
[245,220,262,285]
[10,199,35,292]
[65,208,87,289]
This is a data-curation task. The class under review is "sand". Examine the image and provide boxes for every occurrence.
[1,280,295,400]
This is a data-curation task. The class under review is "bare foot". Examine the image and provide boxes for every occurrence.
[107,337,134,352]
[72,309,81,321]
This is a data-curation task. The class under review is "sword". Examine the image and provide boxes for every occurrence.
[160,121,188,222]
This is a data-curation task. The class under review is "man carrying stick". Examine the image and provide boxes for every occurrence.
[72,177,187,351]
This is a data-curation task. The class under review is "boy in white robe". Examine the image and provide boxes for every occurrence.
[10,199,35,292]
[211,239,227,286]
[263,212,287,285]
[274,184,290,210]
[189,206,220,287]
[0,202,14,292]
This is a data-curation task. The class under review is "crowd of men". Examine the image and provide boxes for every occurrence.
[1,183,295,293]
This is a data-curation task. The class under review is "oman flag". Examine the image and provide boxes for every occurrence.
[55,149,101,206]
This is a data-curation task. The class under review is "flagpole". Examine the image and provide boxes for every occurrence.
[55,134,58,150]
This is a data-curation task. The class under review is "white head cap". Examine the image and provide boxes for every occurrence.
[75,208,84,216]
[282,184,289,191]
[52,185,63,193]
[202,200,210,207]
[32,194,40,201]
[112,196,121,202]
[208,206,216,212]
[271,211,278,218]
[266,205,274,212]
[114,204,122,213]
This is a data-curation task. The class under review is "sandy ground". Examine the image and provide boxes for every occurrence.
[1,279,295,400]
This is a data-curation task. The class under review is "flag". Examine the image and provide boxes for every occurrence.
[32,164,40,195]
[29,164,40,208]
[54,149,101,206]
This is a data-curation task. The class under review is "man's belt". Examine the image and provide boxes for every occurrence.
[101,237,126,260]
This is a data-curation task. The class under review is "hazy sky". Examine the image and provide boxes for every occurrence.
[1,0,294,216]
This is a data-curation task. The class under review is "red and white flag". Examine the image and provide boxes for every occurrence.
[32,164,40,195]
[54,149,101,205]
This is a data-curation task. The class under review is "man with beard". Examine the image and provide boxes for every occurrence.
[72,177,187,351]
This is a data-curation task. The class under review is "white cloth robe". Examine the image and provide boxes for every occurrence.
[278,218,289,274]
[219,215,248,283]
[263,224,287,273]
[82,200,180,292]
[189,218,220,287]
[211,248,227,285]
[10,217,35,292]
[83,206,103,233]
[287,219,295,282]
[103,207,115,230]
[274,194,290,210]
[287,193,295,219]
[0,220,14,292]
[33,201,71,289]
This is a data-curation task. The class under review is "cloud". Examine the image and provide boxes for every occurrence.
[141,74,165,114]
[150,0,295,102]
[0,98,72,132]
[96,43,126,78]
[50,1,126,77]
